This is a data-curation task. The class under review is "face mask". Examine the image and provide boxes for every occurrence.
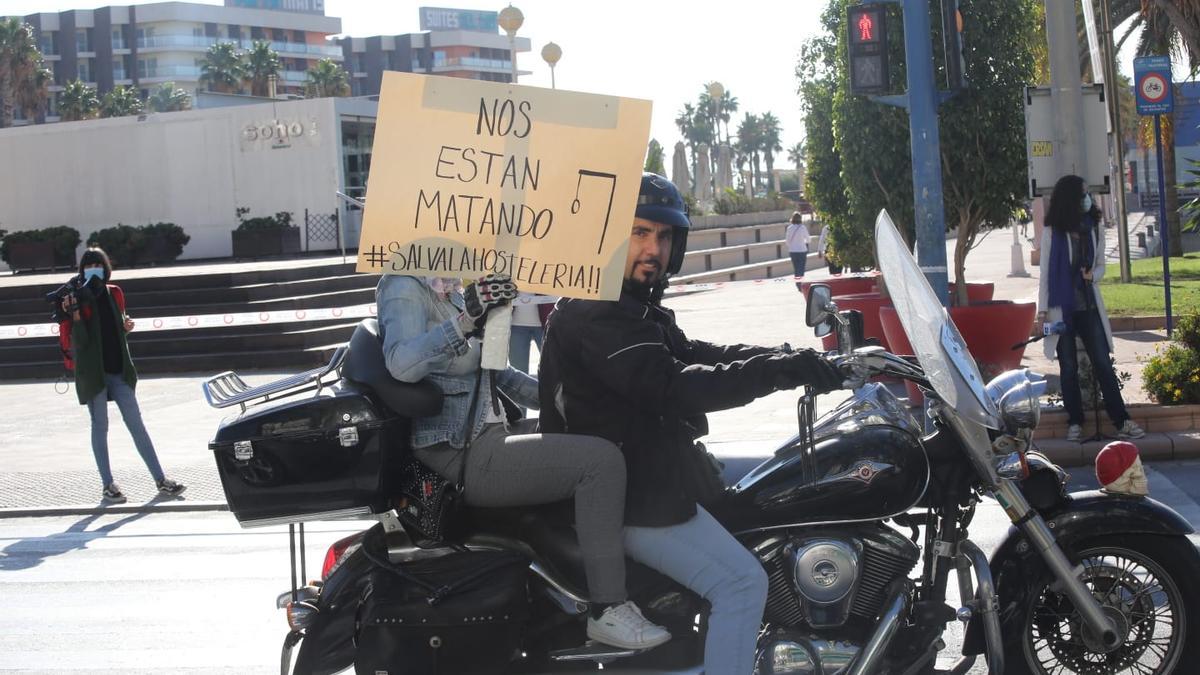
[82,267,105,283]
[1081,194,1093,212]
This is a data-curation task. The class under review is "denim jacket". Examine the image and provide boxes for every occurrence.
[375,275,538,449]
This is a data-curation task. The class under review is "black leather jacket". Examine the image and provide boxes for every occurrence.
[537,283,784,526]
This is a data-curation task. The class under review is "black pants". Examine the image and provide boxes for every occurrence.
[1056,307,1129,427]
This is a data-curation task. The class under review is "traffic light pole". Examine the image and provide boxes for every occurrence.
[902,0,950,305]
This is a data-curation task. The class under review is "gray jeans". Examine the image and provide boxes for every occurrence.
[87,373,165,488]
[625,507,769,675]
[415,421,628,603]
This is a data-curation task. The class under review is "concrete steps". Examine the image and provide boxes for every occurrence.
[1,219,810,379]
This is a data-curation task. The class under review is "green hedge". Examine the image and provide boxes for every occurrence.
[86,222,190,266]
[235,209,295,231]
[712,189,795,216]
[0,226,81,265]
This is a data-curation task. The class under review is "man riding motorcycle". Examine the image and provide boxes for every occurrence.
[537,172,845,674]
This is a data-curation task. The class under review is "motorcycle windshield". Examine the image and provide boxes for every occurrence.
[873,211,1000,429]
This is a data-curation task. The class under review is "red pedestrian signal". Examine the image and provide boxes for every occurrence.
[857,11,876,42]
[848,4,889,95]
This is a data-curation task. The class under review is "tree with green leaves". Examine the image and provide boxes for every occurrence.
[645,139,666,175]
[937,0,1038,305]
[304,58,350,98]
[145,81,191,112]
[58,79,99,121]
[0,18,47,128]
[244,40,281,97]
[200,42,245,94]
[797,21,861,267]
[99,85,143,118]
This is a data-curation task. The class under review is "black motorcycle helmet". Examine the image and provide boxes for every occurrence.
[634,172,690,276]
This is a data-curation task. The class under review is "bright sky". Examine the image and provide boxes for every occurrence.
[2,0,1160,159]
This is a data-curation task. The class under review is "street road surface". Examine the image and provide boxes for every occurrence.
[3,460,1200,675]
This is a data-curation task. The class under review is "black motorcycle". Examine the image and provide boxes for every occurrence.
[203,211,1200,674]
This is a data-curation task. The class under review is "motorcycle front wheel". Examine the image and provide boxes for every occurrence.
[1005,534,1200,675]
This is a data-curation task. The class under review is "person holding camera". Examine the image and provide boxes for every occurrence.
[59,247,185,504]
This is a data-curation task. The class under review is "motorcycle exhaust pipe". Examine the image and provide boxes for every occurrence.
[846,579,911,675]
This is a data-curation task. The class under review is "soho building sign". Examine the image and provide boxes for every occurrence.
[241,117,319,151]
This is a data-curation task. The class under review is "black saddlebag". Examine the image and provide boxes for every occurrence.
[354,549,529,675]
[208,381,405,526]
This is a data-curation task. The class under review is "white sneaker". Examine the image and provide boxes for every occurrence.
[586,601,671,650]
[1066,424,1082,442]
[1117,420,1146,440]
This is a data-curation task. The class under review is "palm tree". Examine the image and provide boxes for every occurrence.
[675,103,699,185]
[759,112,783,192]
[717,90,738,147]
[199,42,245,94]
[1110,0,1200,257]
[304,58,350,98]
[736,113,763,192]
[99,84,143,117]
[244,40,281,97]
[58,79,99,121]
[787,141,805,197]
[16,63,51,122]
[0,18,46,128]
[145,81,191,112]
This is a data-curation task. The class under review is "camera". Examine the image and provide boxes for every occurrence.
[45,275,97,321]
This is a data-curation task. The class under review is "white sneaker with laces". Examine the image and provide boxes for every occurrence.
[1066,424,1082,442]
[1117,420,1146,439]
[586,601,671,650]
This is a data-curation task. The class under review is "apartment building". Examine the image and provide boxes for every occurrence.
[337,6,532,97]
[13,0,342,123]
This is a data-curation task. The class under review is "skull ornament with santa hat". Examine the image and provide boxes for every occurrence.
[1095,440,1149,496]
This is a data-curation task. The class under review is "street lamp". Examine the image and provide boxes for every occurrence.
[541,41,561,89]
[498,4,524,84]
[706,81,725,144]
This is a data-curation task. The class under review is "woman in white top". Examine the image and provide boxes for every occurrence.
[784,211,811,283]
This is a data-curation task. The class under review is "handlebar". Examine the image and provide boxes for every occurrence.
[828,346,932,392]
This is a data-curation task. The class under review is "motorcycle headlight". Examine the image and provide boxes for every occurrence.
[998,380,1040,433]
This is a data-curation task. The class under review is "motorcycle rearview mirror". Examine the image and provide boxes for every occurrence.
[806,284,835,338]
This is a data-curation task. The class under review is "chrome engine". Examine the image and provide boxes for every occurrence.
[758,527,920,632]
[754,631,860,675]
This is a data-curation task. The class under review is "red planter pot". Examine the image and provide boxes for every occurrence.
[800,272,880,299]
[950,281,995,304]
[880,300,1037,404]
[820,292,894,351]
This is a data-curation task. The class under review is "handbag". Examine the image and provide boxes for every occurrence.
[396,370,484,543]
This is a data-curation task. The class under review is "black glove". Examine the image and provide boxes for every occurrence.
[770,349,844,394]
[460,274,518,333]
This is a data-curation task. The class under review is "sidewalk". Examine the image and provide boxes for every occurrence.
[0,221,1181,515]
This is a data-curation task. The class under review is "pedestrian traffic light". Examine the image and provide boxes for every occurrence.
[848,3,889,96]
[941,0,967,90]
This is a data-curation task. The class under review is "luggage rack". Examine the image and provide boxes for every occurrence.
[202,346,348,411]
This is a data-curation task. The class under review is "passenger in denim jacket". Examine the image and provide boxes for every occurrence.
[376,274,538,448]
[375,273,672,651]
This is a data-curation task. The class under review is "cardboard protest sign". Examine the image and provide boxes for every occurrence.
[356,72,653,300]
